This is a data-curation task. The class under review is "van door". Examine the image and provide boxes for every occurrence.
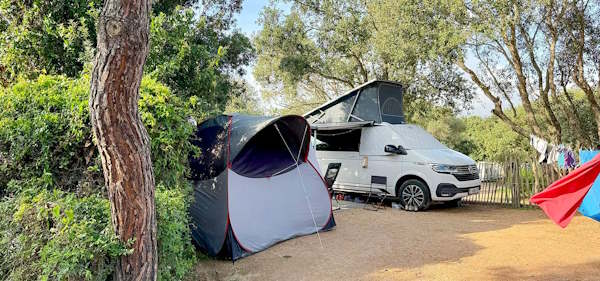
[359,126,403,194]
[314,128,367,192]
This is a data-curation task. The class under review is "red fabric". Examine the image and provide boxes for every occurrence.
[530,153,600,228]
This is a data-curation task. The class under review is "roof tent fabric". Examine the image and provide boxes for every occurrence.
[304,80,405,125]
[188,114,335,260]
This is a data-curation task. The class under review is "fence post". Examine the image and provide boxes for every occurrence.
[514,158,521,208]
[531,156,540,192]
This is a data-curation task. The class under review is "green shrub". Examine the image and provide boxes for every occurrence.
[156,187,196,281]
[0,75,98,194]
[0,183,198,281]
[0,74,196,195]
[0,185,129,281]
[0,75,200,280]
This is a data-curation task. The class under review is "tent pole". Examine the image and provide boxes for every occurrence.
[274,123,324,249]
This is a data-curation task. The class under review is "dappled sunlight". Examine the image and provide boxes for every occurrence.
[364,215,600,281]
[189,206,600,281]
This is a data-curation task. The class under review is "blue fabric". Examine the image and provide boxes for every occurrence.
[578,153,600,222]
[557,152,565,168]
[579,182,600,222]
[579,150,600,165]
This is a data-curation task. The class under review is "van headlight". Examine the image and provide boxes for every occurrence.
[430,164,459,174]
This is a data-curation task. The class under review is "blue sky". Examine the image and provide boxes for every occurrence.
[234,1,291,37]
[232,1,493,117]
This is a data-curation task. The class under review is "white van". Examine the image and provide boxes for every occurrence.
[305,80,480,211]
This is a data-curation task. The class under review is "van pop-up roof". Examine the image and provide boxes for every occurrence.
[304,80,404,125]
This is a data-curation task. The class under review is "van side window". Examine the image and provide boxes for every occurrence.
[315,129,361,152]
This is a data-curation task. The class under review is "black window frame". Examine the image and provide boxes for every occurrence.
[314,128,362,152]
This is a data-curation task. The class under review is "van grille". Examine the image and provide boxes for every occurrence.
[453,165,479,181]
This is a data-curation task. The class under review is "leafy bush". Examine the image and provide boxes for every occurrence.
[0,185,128,281]
[139,78,197,188]
[156,187,196,281]
[0,75,98,194]
[0,75,199,280]
[0,74,196,195]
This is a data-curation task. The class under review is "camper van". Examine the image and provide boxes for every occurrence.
[305,80,481,211]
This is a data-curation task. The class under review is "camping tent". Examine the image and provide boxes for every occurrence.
[188,114,336,260]
[304,80,405,125]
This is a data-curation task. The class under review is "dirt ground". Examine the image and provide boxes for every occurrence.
[190,203,600,281]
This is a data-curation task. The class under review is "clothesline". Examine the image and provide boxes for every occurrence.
[529,134,599,169]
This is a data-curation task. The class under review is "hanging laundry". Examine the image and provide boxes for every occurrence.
[531,153,600,228]
[530,134,548,163]
[564,149,576,169]
[557,151,566,168]
[578,152,600,222]
[579,149,600,165]
[547,145,560,164]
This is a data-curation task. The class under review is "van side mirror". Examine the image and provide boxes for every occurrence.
[396,145,408,155]
[385,144,407,155]
[384,145,397,154]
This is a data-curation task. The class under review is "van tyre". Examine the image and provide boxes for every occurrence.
[398,179,431,211]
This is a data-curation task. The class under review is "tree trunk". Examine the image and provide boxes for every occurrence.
[89,0,157,280]
[456,58,529,139]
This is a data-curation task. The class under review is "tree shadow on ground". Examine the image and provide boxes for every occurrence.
[188,204,580,281]
[487,261,600,281]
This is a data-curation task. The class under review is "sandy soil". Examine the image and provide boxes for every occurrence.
[189,204,600,281]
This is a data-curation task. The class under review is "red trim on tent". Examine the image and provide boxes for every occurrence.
[226,116,232,168]
[307,159,334,230]
[304,125,311,162]
[225,117,252,253]
[228,209,253,253]
[220,116,233,254]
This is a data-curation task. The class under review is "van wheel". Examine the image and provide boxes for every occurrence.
[398,179,431,211]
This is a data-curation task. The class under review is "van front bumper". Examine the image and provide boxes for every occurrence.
[436,183,480,198]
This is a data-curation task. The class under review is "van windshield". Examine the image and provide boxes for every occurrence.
[390,125,448,150]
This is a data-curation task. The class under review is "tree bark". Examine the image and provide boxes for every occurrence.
[569,4,600,142]
[501,16,543,139]
[456,58,529,139]
[89,0,157,280]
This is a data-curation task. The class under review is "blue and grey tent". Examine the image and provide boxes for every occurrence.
[188,114,335,260]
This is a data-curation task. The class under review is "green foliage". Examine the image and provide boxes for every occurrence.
[0,183,197,281]
[0,75,196,195]
[253,0,473,115]
[138,78,197,188]
[0,0,100,84]
[0,186,128,281]
[147,6,254,116]
[156,187,196,281]
[0,0,254,115]
[0,75,100,194]
[462,116,529,161]
[0,75,199,280]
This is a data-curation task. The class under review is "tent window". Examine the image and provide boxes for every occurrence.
[351,86,381,123]
[309,91,357,123]
[315,129,361,152]
[379,84,405,124]
[232,117,309,178]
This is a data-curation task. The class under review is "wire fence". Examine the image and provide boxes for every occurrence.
[463,158,569,208]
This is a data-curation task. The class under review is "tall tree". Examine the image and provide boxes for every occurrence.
[253,0,473,115]
[373,0,600,147]
[89,0,157,280]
